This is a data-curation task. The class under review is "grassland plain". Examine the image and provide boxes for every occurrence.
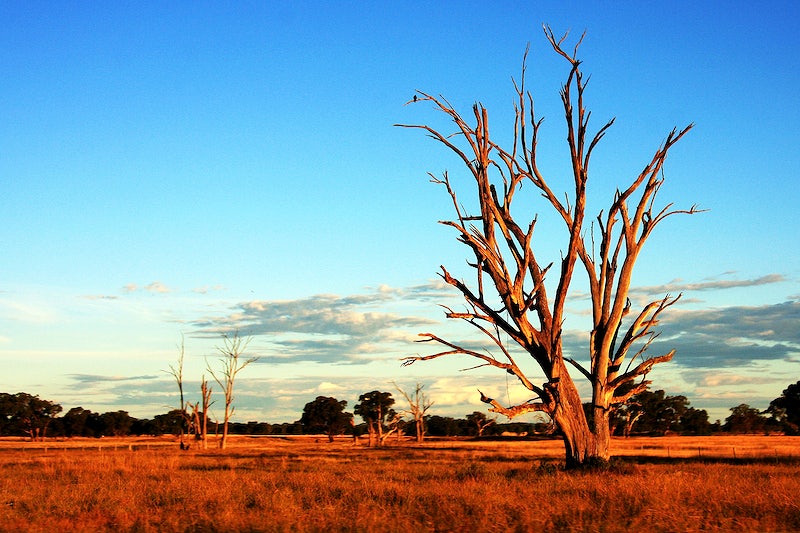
[0,435,798,532]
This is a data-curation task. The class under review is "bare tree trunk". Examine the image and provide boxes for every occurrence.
[549,370,601,467]
[593,407,612,460]
[200,377,211,450]
[350,419,358,446]
[220,411,229,450]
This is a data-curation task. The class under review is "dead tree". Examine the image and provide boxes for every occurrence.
[207,332,258,450]
[394,382,434,443]
[166,335,191,449]
[198,376,213,449]
[187,376,214,448]
[397,26,700,467]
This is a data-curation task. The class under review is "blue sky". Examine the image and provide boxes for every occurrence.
[1,2,798,424]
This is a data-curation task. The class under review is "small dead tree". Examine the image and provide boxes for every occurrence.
[397,26,701,468]
[394,382,434,443]
[188,376,214,449]
[198,376,213,449]
[207,332,258,450]
[166,335,191,449]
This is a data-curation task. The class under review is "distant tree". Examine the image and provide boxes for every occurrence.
[613,389,699,436]
[130,417,157,436]
[207,332,259,449]
[677,407,712,435]
[766,381,800,435]
[85,411,106,437]
[300,396,353,442]
[152,409,186,436]
[724,404,769,434]
[466,411,496,437]
[394,382,434,442]
[271,422,304,435]
[354,391,396,447]
[0,392,62,440]
[425,415,461,437]
[61,406,93,437]
[0,394,13,435]
[244,421,272,435]
[99,410,135,437]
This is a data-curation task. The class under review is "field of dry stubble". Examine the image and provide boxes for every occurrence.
[0,435,798,532]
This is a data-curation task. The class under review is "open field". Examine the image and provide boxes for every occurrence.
[0,435,798,532]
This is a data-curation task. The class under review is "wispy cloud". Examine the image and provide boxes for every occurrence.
[123,281,173,294]
[631,274,786,296]
[192,285,226,294]
[689,371,778,388]
[0,299,58,324]
[68,374,160,383]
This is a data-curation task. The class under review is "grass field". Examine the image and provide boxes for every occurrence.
[0,435,798,532]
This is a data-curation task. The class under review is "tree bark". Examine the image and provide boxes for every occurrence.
[550,368,602,467]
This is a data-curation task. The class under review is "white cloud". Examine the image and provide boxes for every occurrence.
[123,283,138,293]
[144,281,171,294]
[317,381,345,393]
[693,372,776,388]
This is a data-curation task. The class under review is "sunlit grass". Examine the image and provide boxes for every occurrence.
[0,436,798,532]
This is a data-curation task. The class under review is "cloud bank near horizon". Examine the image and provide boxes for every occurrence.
[189,281,456,365]
[44,273,797,423]
[186,274,798,373]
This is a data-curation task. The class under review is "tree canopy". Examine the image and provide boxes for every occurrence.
[300,396,352,442]
[767,381,800,435]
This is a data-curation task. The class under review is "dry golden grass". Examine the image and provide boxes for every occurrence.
[0,435,798,532]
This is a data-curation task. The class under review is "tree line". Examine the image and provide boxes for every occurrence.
[1,381,798,442]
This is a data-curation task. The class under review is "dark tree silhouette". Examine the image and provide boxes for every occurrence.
[300,396,353,442]
[724,404,769,434]
[767,381,800,435]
